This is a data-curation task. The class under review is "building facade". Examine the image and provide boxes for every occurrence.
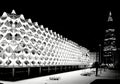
[88,52,97,64]
[0,10,92,81]
[103,12,117,67]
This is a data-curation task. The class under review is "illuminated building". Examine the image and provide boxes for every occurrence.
[0,10,91,81]
[103,11,117,66]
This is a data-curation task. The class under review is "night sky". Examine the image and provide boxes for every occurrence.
[0,1,116,52]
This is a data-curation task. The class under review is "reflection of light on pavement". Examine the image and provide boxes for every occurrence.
[0,68,111,84]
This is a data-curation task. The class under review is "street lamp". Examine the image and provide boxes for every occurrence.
[99,44,101,64]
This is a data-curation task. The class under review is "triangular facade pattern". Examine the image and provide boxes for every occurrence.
[0,10,90,68]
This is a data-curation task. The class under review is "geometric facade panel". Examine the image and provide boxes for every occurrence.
[0,10,90,67]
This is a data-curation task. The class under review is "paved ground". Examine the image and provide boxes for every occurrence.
[0,68,120,84]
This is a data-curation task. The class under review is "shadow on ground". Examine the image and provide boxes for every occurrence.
[90,79,120,84]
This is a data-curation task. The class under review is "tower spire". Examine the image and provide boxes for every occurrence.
[108,11,113,22]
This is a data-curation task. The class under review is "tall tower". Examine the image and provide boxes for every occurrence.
[103,11,117,66]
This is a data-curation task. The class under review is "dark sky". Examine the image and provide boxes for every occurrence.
[0,1,115,51]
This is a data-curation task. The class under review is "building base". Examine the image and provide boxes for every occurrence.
[0,65,86,81]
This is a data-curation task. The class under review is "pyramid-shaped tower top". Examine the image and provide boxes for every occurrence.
[108,11,113,22]
[11,10,16,14]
